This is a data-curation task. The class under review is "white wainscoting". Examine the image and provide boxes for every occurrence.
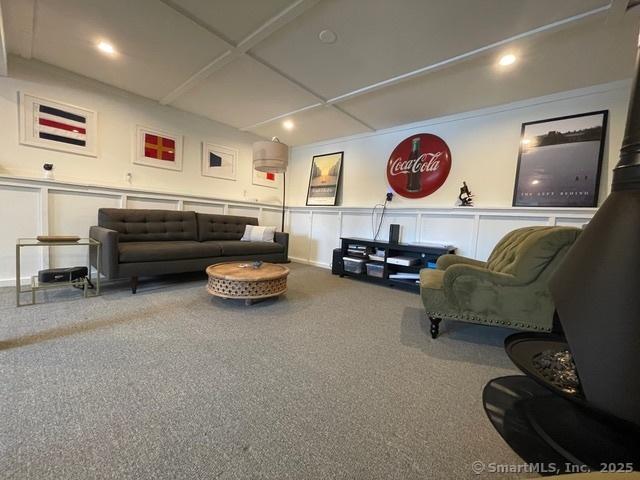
[0,175,283,286]
[0,174,598,286]
[286,205,596,269]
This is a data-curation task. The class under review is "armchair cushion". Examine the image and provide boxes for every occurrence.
[486,226,581,282]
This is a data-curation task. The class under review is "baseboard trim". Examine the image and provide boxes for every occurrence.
[289,257,331,270]
[0,277,31,287]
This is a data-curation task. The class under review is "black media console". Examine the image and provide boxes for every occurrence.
[334,237,455,293]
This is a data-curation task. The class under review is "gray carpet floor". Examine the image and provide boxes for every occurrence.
[0,263,530,479]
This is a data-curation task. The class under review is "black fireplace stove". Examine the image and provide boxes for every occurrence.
[483,30,640,474]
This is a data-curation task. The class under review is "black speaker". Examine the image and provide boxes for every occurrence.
[38,266,88,283]
[332,248,344,275]
[389,224,400,244]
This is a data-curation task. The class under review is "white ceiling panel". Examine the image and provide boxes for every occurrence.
[248,105,369,145]
[250,0,610,99]
[1,0,35,60]
[2,0,638,148]
[20,0,229,100]
[338,15,638,130]
[169,0,297,44]
[172,55,319,128]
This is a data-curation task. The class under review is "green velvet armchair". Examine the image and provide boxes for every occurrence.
[420,226,581,338]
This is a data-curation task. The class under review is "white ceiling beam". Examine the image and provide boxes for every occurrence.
[7,0,36,60]
[236,0,321,52]
[0,0,7,76]
[606,0,632,25]
[243,52,375,132]
[238,4,612,132]
[239,103,323,131]
[158,0,320,105]
[326,4,611,105]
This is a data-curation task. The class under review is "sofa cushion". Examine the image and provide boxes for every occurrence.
[240,225,276,242]
[99,208,197,242]
[210,240,284,256]
[197,213,258,241]
[118,241,222,263]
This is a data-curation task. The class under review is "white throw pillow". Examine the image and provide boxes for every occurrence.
[240,225,276,242]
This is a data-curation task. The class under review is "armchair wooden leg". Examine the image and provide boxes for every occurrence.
[429,316,442,339]
[131,276,138,294]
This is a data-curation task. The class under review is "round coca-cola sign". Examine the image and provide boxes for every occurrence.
[386,134,452,198]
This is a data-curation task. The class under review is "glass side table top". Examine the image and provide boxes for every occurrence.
[17,238,100,246]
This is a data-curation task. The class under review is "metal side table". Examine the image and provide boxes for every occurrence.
[16,238,101,307]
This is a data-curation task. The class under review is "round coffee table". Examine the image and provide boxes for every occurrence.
[206,262,290,305]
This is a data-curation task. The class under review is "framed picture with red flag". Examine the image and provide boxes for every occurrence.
[252,168,281,189]
[19,92,98,157]
[134,125,183,171]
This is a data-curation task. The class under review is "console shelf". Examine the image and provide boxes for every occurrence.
[336,237,455,293]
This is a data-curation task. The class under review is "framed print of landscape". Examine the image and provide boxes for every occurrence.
[513,110,608,207]
[306,151,343,206]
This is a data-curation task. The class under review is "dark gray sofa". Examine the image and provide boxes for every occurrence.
[89,208,289,293]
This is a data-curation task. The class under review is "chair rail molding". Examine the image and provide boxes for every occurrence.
[0,173,596,286]
[285,204,595,269]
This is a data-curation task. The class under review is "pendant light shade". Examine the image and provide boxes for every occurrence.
[252,137,289,173]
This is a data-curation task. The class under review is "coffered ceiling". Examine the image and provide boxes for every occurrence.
[1,0,638,145]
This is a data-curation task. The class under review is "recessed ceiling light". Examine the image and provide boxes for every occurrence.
[318,29,337,44]
[97,41,116,55]
[498,54,516,67]
[283,120,294,131]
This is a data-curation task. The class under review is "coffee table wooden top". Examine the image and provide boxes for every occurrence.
[206,262,289,282]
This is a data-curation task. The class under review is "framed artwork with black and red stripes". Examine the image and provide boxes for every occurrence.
[134,125,183,171]
[19,92,98,157]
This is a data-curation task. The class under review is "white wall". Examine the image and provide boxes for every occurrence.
[285,80,631,267]
[0,56,290,287]
[288,80,630,209]
[0,56,282,205]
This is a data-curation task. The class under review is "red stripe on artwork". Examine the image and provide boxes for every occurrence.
[39,118,86,134]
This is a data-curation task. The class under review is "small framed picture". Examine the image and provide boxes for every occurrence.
[202,142,237,181]
[253,168,282,189]
[513,111,608,207]
[134,125,183,171]
[306,151,343,206]
[19,92,98,157]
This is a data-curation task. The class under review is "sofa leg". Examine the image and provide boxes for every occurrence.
[131,276,138,294]
[429,316,442,339]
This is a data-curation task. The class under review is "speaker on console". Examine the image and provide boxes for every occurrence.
[389,224,400,244]
[332,248,344,275]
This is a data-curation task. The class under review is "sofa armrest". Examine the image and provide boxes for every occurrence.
[90,226,119,279]
[436,254,486,271]
[275,231,289,260]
